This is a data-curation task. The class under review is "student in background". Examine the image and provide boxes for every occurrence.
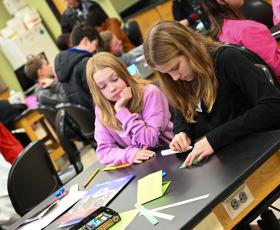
[0,100,26,130]
[86,52,173,166]
[86,11,135,52]
[143,20,280,167]
[201,0,280,84]
[55,23,102,111]
[61,0,108,33]
[0,153,19,229]
[98,31,143,66]
[273,0,280,25]
[56,33,71,51]
[172,0,210,31]
[24,54,68,107]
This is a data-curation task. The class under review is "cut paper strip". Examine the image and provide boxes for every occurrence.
[103,163,132,171]
[146,210,175,221]
[151,194,210,212]
[137,170,171,204]
[134,204,159,225]
[161,146,193,156]
[109,209,139,230]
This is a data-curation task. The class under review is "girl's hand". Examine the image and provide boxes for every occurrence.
[169,132,192,152]
[183,137,214,167]
[114,87,132,112]
[133,146,155,164]
[179,19,189,27]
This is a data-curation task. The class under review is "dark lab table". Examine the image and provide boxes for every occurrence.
[9,130,280,230]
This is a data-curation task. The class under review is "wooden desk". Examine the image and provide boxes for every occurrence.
[13,110,65,170]
[132,0,173,35]
[9,130,280,230]
[264,0,272,4]
[0,89,10,100]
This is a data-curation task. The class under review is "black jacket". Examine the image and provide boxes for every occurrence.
[0,100,26,129]
[55,48,93,111]
[35,81,68,107]
[61,0,107,33]
[173,47,280,151]
[172,0,210,30]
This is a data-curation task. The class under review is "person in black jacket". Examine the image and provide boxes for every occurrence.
[0,100,26,130]
[55,23,102,112]
[61,0,108,33]
[172,0,210,31]
[143,20,280,167]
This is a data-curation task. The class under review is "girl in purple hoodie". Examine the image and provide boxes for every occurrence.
[86,52,173,166]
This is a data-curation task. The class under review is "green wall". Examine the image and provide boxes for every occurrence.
[0,2,21,91]
[98,0,121,20]
[27,0,61,39]
[111,0,139,13]
[0,0,121,92]
[0,1,61,92]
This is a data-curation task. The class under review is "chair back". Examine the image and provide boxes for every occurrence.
[124,19,143,46]
[241,0,274,28]
[56,103,95,139]
[36,105,57,128]
[7,141,62,216]
[222,43,280,88]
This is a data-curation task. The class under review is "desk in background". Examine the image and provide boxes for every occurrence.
[264,0,272,4]
[9,130,280,229]
[13,109,65,170]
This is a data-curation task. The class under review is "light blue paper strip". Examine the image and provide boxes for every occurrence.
[134,204,159,225]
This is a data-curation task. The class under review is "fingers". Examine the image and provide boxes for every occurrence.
[121,87,132,100]
[133,159,142,164]
[140,150,155,158]
[170,132,189,152]
[133,149,155,164]
[184,152,199,167]
[183,137,214,167]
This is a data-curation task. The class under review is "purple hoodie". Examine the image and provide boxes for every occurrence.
[94,84,173,165]
[219,19,280,84]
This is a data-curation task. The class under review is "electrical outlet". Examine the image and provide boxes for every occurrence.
[222,184,254,219]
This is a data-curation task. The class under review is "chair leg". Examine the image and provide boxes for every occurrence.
[55,109,83,174]
[259,209,280,230]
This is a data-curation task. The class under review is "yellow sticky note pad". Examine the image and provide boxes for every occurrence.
[137,170,171,204]
[109,209,139,230]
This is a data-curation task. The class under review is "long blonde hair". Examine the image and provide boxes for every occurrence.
[86,52,147,130]
[143,20,219,123]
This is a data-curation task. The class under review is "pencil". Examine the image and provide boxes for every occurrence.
[83,168,100,188]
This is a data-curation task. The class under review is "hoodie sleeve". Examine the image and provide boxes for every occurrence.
[115,85,171,148]
[95,109,139,166]
[0,154,19,227]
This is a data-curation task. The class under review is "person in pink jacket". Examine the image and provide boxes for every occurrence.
[273,0,280,25]
[86,52,173,166]
[201,0,280,84]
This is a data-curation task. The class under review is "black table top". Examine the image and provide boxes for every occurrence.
[10,130,280,230]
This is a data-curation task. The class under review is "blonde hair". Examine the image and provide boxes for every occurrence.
[86,52,147,130]
[143,20,220,123]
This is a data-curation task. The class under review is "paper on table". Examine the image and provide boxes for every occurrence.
[109,209,139,230]
[161,146,193,156]
[18,191,86,230]
[137,170,171,204]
